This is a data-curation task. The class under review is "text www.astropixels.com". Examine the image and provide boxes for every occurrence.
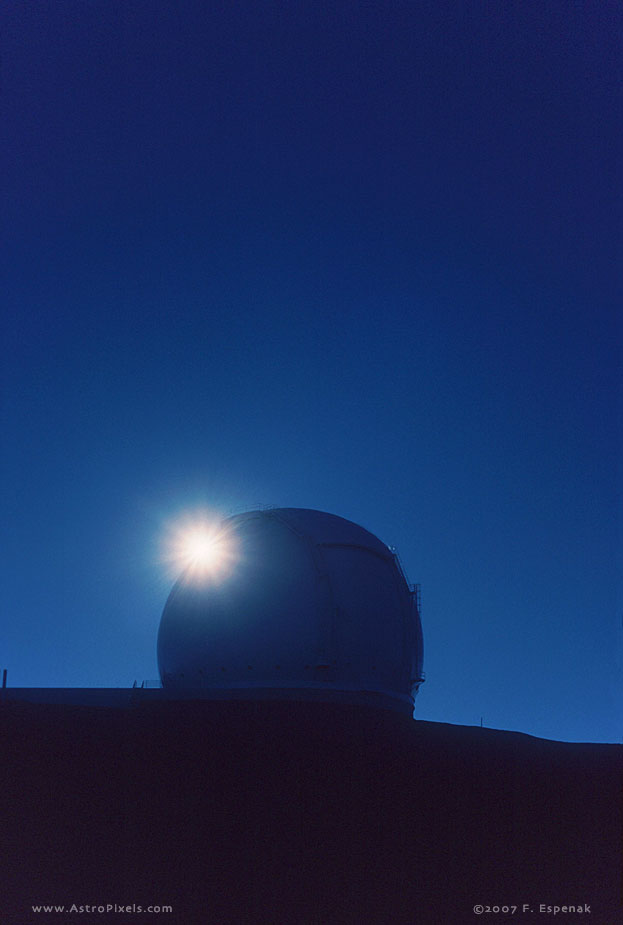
[31,902,173,914]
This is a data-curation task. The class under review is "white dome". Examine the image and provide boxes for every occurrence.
[157,508,424,712]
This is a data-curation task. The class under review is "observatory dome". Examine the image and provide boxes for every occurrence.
[157,508,424,713]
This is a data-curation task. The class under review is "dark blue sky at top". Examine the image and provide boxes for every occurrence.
[1,1,620,742]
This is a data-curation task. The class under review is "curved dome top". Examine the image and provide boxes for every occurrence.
[157,508,424,713]
[230,508,392,557]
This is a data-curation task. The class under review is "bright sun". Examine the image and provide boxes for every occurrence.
[163,513,237,582]
[182,527,224,568]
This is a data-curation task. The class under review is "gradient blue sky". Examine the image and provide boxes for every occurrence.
[2,1,620,742]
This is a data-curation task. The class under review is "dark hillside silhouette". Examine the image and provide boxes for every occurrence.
[1,700,620,923]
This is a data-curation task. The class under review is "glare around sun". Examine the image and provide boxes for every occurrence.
[183,528,222,567]
[162,513,237,582]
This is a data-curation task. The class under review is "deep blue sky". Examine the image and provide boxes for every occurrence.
[2,1,620,742]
